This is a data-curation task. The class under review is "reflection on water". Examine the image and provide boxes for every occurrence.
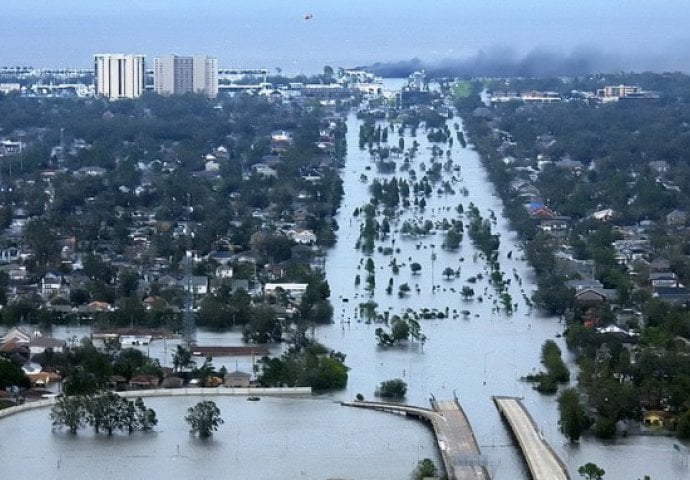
[0,396,439,480]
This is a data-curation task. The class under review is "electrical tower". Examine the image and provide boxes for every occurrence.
[183,249,196,346]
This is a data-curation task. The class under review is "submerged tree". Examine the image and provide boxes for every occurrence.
[185,400,224,438]
[52,393,157,436]
[578,462,605,480]
[376,378,407,399]
[558,388,589,442]
[413,458,438,480]
[51,395,86,434]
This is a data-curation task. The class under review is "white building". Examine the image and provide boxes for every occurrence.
[0,83,21,95]
[153,54,218,98]
[264,283,308,300]
[94,54,145,99]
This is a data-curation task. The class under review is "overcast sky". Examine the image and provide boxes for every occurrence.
[2,0,689,73]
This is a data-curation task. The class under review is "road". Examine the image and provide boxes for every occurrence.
[493,397,569,480]
[343,399,490,480]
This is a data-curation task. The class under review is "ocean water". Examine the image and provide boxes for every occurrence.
[1,0,690,73]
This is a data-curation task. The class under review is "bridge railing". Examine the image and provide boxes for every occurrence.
[449,453,490,467]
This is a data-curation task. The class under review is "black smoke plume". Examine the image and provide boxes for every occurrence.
[359,46,625,77]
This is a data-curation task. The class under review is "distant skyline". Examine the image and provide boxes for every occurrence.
[2,0,690,74]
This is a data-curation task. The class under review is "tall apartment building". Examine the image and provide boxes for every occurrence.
[93,54,145,99]
[153,54,218,98]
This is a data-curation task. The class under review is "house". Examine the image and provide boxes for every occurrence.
[181,275,209,296]
[41,272,62,297]
[143,296,170,312]
[120,335,153,346]
[648,160,669,175]
[27,371,62,387]
[539,217,570,232]
[129,374,160,389]
[529,205,556,220]
[215,264,234,279]
[649,272,679,288]
[643,410,669,428]
[271,130,293,144]
[85,300,114,312]
[556,158,584,175]
[29,336,66,356]
[224,370,252,388]
[161,375,184,388]
[207,249,233,265]
[264,263,287,281]
[592,208,616,222]
[0,247,21,264]
[654,286,690,304]
[76,166,107,177]
[0,326,33,345]
[4,264,27,281]
[666,209,687,227]
[575,288,618,305]
[157,274,178,288]
[565,279,603,292]
[289,229,317,245]
[648,258,671,272]
[264,283,308,300]
[252,163,278,178]
[596,325,636,338]
[205,159,220,171]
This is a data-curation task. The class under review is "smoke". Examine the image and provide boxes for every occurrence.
[358,45,671,78]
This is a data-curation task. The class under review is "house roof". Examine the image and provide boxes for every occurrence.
[1,326,33,344]
[29,337,66,348]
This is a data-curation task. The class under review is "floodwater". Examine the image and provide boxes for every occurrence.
[2,89,689,479]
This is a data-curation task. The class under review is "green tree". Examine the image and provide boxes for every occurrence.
[391,318,410,341]
[413,458,438,480]
[185,400,224,438]
[23,217,59,274]
[243,304,282,343]
[444,228,461,249]
[118,269,139,297]
[461,286,475,298]
[134,397,158,431]
[374,327,394,346]
[443,266,456,279]
[113,348,162,380]
[558,388,589,442]
[50,395,86,434]
[377,378,407,399]
[84,392,125,436]
[0,356,30,390]
[675,409,690,439]
[410,262,422,274]
[578,462,605,480]
[172,345,195,372]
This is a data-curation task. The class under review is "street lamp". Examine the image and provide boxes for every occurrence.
[483,350,495,385]
[507,362,520,397]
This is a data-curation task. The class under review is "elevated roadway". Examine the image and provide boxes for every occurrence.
[493,396,570,480]
[342,396,489,480]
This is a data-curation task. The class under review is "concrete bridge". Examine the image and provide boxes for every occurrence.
[493,396,570,480]
[342,396,490,480]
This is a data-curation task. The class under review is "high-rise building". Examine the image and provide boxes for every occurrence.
[93,54,145,99]
[153,54,218,98]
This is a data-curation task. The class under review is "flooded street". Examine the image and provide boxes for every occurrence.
[1,96,688,480]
